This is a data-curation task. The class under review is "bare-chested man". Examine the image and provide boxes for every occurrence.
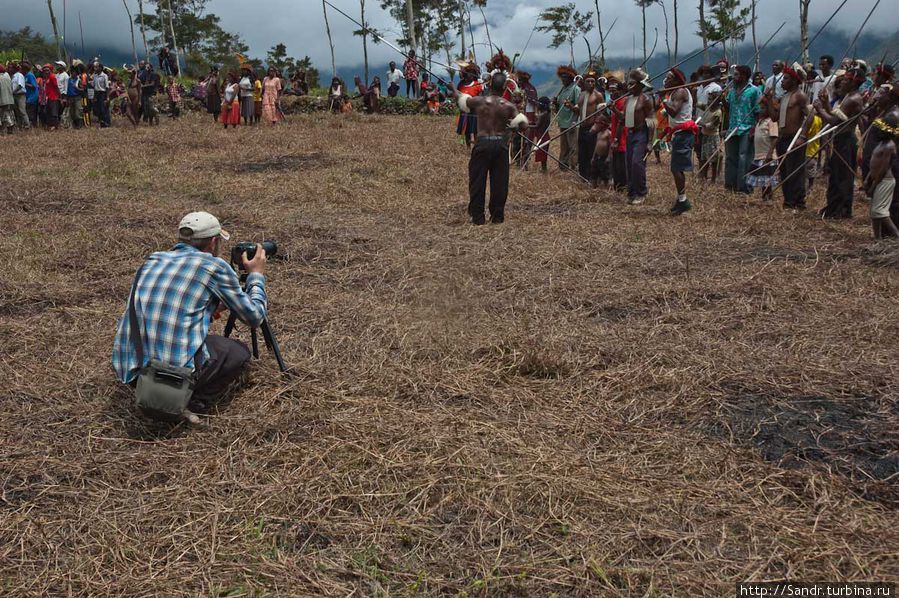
[619,69,654,204]
[864,110,899,239]
[770,64,810,210]
[575,70,606,184]
[815,69,865,218]
[661,68,695,215]
[450,72,529,224]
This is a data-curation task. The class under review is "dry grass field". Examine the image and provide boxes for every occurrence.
[1,112,898,596]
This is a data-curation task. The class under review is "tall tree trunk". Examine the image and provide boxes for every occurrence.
[478,4,493,52]
[137,0,149,61]
[660,0,671,65]
[405,0,417,52]
[569,39,575,66]
[459,0,466,60]
[673,0,679,62]
[361,0,369,83]
[47,0,63,60]
[123,0,138,64]
[322,0,336,77]
[594,0,605,67]
[751,0,758,71]
[799,0,811,64]
[164,0,182,75]
[641,3,647,63]
[699,0,708,61]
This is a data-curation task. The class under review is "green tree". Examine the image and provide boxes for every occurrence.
[699,0,750,60]
[536,3,594,67]
[0,27,59,63]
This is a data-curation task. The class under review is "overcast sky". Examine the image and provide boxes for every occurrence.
[3,0,892,71]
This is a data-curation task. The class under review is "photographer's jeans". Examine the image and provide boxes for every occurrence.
[192,335,251,407]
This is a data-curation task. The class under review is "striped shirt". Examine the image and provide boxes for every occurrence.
[112,244,267,383]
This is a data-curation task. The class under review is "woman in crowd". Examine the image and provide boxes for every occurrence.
[220,71,240,129]
[261,67,282,125]
[238,66,254,125]
[204,66,221,122]
[125,66,141,126]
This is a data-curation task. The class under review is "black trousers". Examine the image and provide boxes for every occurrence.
[822,131,857,218]
[777,135,807,209]
[192,334,251,406]
[468,138,510,223]
[612,150,627,191]
[405,79,416,98]
[578,127,597,182]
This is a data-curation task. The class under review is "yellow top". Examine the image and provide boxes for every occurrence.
[253,79,262,102]
[806,115,823,158]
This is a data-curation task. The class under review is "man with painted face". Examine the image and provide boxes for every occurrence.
[575,69,606,184]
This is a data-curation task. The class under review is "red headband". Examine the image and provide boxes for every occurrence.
[670,68,686,84]
[782,66,801,82]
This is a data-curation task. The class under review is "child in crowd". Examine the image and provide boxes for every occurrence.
[531,96,551,173]
[746,99,779,200]
[699,90,723,183]
[166,77,181,119]
[805,112,823,190]
[590,113,612,188]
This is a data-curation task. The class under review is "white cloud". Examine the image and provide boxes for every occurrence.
[3,0,891,73]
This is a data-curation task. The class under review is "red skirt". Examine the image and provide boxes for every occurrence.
[219,100,240,125]
[535,132,550,163]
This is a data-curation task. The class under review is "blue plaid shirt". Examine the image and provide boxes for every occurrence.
[112,244,267,383]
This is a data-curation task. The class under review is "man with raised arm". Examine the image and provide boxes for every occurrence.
[450,71,529,225]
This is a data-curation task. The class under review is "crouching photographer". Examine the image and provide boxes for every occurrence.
[112,211,267,423]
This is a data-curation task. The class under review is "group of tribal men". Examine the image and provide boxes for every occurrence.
[451,51,899,239]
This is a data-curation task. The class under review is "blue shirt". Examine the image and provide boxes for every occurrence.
[112,244,267,384]
[24,72,38,104]
[726,83,762,134]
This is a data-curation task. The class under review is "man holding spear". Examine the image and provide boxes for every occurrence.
[815,69,865,219]
[770,63,810,210]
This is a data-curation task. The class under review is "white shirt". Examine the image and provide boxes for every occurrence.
[93,72,108,92]
[696,82,722,107]
[11,71,26,94]
[238,76,253,98]
[765,73,785,99]
[386,69,403,86]
[56,71,69,95]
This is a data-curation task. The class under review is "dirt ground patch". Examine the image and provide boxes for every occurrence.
[1,113,897,596]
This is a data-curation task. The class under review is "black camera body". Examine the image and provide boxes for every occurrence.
[231,240,278,266]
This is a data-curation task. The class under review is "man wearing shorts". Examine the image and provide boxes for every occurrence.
[661,68,696,215]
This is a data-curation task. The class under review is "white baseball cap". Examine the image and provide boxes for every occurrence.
[178,211,231,241]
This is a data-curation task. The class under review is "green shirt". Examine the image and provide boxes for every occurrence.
[556,83,581,129]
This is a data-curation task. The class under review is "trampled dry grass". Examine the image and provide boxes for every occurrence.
[1,112,897,596]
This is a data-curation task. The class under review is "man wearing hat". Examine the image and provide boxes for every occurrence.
[54,61,70,128]
[554,65,581,172]
[622,68,654,204]
[112,212,268,423]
